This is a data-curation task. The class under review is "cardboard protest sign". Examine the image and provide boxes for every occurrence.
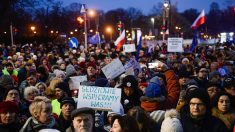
[77,86,122,111]
[101,58,125,79]
[69,75,87,89]
[123,44,136,53]
[167,38,184,52]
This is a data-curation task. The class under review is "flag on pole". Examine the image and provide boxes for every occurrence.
[190,9,205,52]
[114,30,125,50]
[191,10,206,29]
[88,33,100,45]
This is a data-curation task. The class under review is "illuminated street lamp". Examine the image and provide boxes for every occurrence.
[88,9,96,17]
[162,0,170,42]
[106,27,113,41]
[30,26,36,32]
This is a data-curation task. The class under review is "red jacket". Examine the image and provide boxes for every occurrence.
[141,70,180,112]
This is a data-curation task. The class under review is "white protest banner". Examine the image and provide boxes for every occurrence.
[69,75,87,89]
[123,44,136,53]
[102,58,125,79]
[167,38,184,52]
[77,86,122,111]
[124,58,142,75]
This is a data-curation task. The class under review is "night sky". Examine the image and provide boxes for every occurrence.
[61,0,234,14]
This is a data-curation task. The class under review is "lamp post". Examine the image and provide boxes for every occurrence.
[163,0,170,42]
[80,4,87,50]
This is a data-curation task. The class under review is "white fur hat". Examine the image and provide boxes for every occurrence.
[160,109,183,132]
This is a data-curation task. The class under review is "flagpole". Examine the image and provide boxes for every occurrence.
[190,29,198,52]
[10,23,14,46]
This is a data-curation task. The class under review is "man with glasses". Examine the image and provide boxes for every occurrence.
[180,89,228,132]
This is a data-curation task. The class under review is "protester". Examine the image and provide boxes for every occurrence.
[0,101,20,132]
[57,97,76,132]
[20,96,59,132]
[180,89,228,132]
[52,82,71,116]
[120,75,142,113]
[67,107,106,132]
[110,115,140,132]
[127,106,160,132]
[141,61,180,111]
[160,109,183,132]
[211,92,235,131]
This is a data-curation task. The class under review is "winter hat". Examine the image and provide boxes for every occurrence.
[66,64,76,77]
[60,97,75,108]
[0,101,19,114]
[0,75,14,88]
[145,76,162,98]
[95,78,109,87]
[150,110,166,124]
[39,129,60,132]
[55,82,71,97]
[181,58,189,63]
[206,81,221,89]
[121,75,138,89]
[187,89,210,108]
[185,79,199,89]
[54,69,65,79]
[224,77,235,88]
[71,107,95,119]
[86,62,96,69]
[160,109,183,132]
[145,83,161,98]
[150,76,161,85]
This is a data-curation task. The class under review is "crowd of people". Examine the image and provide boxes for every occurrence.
[0,41,234,132]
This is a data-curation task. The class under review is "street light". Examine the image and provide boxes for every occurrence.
[106,27,113,41]
[162,0,170,42]
[88,9,96,17]
[30,26,36,32]
[80,4,88,50]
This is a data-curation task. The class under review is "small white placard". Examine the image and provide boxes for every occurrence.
[123,44,136,52]
[102,58,125,79]
[167,38,183,52]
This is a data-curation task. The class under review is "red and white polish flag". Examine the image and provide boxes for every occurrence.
[191,10,206,30]
[115,30,125,50]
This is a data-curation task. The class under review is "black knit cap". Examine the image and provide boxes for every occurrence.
[187,88,210,108]
[60,97,76,108]
[121,75,138,89]
[71,107,95,119]
[55,82,71,97]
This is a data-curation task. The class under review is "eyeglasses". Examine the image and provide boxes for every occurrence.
[189,102,205,107]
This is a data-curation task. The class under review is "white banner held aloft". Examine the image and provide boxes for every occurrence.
[69,75,88,89]
[167,38,184,52]
[124,58,142,76]
[101,58,125,79]
[77,86,122,111]
[123,44,136,53]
